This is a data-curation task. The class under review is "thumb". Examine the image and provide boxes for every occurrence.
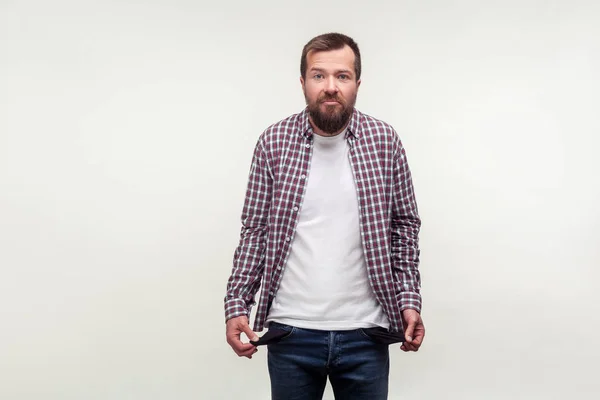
[241,322,259,342]
[404,319,415,343]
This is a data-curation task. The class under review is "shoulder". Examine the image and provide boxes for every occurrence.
[258,111,305,148]
[355,109,402,148]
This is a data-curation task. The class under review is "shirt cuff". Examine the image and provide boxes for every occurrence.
[398,291,422,314]
[224,298,249,322]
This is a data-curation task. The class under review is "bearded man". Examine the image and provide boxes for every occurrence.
[224,32,425,400]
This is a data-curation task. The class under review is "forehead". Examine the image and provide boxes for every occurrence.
[306,45,355,73]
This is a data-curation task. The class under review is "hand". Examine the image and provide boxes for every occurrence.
[226,315,259,359]
[400,309,425,352]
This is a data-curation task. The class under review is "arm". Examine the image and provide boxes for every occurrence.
[390,136,425,352]
[224,137,272,323]
[390,138,422,313]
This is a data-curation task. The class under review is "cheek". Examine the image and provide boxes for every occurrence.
[306,87,322,101]
[306,81,324,94]
[342,87,357,100]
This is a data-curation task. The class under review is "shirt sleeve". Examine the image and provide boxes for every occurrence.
[224,137,272,322]
[391,136,422,313]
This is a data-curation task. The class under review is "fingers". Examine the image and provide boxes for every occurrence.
[240,346,259,359]
[401,326,425,352]
[400,311,425,352]
[241,323,259,342]
[411,330,424,347]
[226,316,259,358]
[227,335,254,353]
[400,340,419,352]
[227,335,258,358]
[400,339,419,351]
[238,344,259,359]
[403,317,416,344]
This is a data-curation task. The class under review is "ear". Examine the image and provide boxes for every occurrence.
[300,76,307,96]
[357,79,361,89]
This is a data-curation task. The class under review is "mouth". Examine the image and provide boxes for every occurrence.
[321,100,340,105]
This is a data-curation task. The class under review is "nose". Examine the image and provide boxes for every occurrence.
[324,77,338,94]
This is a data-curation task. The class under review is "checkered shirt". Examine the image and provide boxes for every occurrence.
[224,107,421,333]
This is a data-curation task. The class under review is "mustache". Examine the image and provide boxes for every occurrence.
[319,95,343,103]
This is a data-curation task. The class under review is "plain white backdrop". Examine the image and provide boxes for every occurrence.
[1,0,599,399]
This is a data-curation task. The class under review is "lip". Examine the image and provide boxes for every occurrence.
[322,101,340,105]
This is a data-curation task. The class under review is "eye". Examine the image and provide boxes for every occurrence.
[338,74,350,80]
[314,74,323,80]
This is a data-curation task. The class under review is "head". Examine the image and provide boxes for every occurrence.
[300,33,362,135]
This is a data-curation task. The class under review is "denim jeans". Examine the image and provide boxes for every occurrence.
[265,322,390,400]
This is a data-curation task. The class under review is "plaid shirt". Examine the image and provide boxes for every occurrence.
[224,107,421,333]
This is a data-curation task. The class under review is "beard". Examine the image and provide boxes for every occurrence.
[306,92,356,135]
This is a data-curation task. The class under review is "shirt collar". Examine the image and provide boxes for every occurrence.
[298,107,362,140]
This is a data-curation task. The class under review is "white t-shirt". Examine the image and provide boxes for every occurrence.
[266,129,390,330]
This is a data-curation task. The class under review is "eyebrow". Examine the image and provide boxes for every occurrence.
[309,68,354,76]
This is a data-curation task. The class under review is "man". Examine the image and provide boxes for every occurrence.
[224,32,424,400]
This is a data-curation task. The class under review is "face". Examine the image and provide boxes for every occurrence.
[301,45,361,136]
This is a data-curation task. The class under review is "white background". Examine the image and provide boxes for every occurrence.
[1,0,599,399]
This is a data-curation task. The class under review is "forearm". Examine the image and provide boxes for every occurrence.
[391,213,422,313]
[391,137,422,312]
[224,137,272,322]
[224,230,266,321]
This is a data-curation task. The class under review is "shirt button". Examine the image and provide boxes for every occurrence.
[277,266,282,271]
[300,175,306,180]
[285,236,291,242]
[305,143,311,148]
[293,206,299,212]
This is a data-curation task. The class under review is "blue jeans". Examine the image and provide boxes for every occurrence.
[266,322,390,400]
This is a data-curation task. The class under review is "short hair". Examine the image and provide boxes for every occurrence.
[300,32,361,80]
